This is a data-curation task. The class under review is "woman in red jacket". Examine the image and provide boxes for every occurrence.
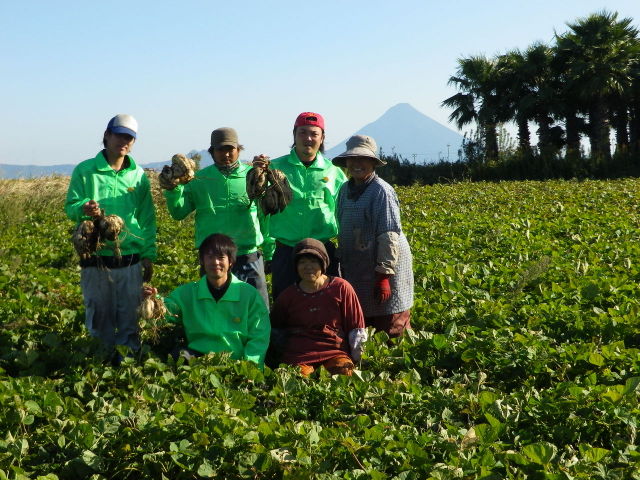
[269,238,367,376]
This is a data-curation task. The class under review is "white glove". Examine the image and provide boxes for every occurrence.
[348,328,368,362]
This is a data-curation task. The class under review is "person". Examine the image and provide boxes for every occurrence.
[269,238,367,376]
[163,127,269,307]
[253,112,347,299]
[65,114,156,354]
[333,135,414,337]
[142,233,270,368]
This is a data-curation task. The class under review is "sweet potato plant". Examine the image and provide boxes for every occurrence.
[0,176,639,479]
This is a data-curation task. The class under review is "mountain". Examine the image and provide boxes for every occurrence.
[0,163,77,179]
[0,151,214,180]
[0,162,166,179]
[0,105,462,178]
[325,103,463,163]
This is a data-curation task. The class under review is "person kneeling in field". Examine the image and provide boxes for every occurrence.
[268,238,367,376]
[142,233,270,368]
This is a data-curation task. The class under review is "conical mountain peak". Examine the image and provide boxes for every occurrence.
[326,103,463,163]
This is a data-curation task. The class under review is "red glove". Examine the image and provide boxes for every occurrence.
[374,273,392,304]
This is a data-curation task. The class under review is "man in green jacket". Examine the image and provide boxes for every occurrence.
[163,127,269,306]
[65,114,157,354]
[254,112,347,299]
[143,233,270,368]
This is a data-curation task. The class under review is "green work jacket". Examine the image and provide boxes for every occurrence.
[164,274,270,367]
[267,149,347,247]
[65,151,157,260]
[164,163,264,255]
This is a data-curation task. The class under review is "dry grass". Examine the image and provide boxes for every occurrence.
[0,175,70,199]
[0,172,166,230]
[144,168,167,204]
[0,172,164,205]
[0,176,71,229]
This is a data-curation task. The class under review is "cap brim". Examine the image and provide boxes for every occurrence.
[109,126,137,138]
[332,152,386,167]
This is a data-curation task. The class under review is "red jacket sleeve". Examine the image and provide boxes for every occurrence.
[339,279,365,333]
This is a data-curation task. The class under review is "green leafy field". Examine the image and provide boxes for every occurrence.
[1,176,639,479]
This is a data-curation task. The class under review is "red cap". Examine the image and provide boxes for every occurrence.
[294,112,325,130]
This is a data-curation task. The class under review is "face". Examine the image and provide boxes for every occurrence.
[213,145,240,167]
[201,251,231,282]
[346,156,376,183]
[104,131,135,157]
[294,126,324,158]
[296,255,323,282]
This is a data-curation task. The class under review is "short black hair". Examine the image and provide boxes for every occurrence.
[198,233,237,275]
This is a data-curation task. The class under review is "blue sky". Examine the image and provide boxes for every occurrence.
[1,1,639,165]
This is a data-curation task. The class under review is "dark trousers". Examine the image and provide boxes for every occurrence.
[270,241,340,300]
[232,252,269,309]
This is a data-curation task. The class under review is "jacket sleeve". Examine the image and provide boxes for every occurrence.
[340,280,365,333]
[243,291,271,367]
[334,167,348,198]
[65,167,91,222]
[163,292,184,326]
[258,211,275,261]
[326,167,348,207]
[138,173,157,261]
[373,185,402,274]
[164,183,195,220]
[375,231,400,274]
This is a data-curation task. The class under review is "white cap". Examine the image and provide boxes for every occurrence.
[106,114,138,138]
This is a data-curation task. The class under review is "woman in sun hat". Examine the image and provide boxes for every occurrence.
[333,135,414,337]
[269,238,366,376]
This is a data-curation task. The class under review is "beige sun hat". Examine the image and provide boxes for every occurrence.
[332,134,386,167]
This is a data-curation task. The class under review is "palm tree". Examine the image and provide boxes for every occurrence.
[555,10,639,161]
[526,44,567,157]
[630,57,640,155]
[442,55,501,161]
[496,43,567,158]
[549,44,586,159]
[496,49,534,155]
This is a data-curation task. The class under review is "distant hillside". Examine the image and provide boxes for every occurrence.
[0,105,463,177]
[0,155,213,179]
[0,150,239,179]
[325,103,464,163]
[0,163,77,179]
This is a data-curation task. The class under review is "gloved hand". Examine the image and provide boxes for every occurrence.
[158,166,178,190]
[374,273,392,304]
[348,328,368,362]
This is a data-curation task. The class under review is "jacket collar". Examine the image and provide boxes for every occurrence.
[287,148,329,169]
[204,161,248,179]
[197,273,241,301]
[95,150,137,173]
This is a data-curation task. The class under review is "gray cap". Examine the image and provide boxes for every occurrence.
[210,127,239,148]
[332,134,386,167]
